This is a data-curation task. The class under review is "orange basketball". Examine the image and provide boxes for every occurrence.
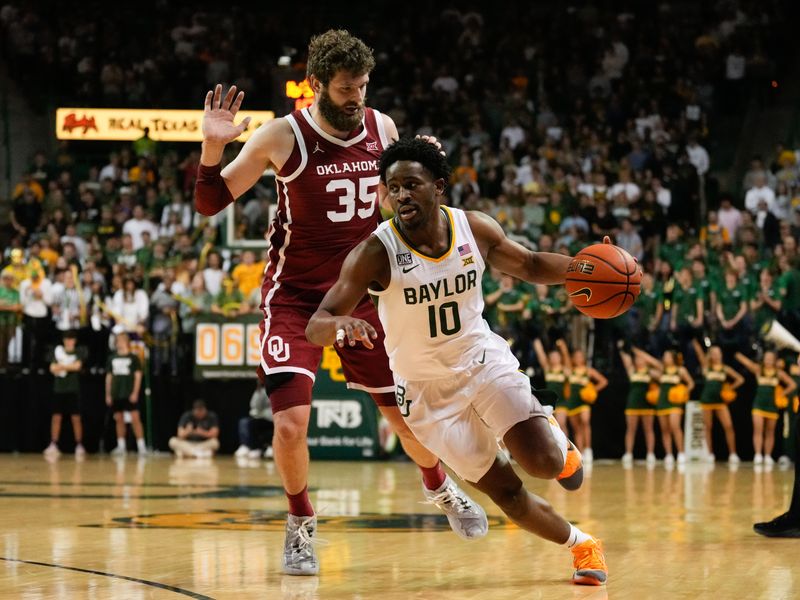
[564,243,641,319]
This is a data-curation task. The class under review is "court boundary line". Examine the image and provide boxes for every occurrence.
[0,557,215,599]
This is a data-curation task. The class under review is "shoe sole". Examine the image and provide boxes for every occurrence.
[283,565,320,576]
[573,572,607,586]
[753,526,800,538]
[557,443,584,491]
[557,465,584,491]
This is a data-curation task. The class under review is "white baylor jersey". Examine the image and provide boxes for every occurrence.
[371,206,496,380]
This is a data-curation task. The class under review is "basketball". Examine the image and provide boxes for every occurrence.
[565,243,641,319]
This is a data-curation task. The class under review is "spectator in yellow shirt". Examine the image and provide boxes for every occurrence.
[231,250,265,297]
[12,173,45,202]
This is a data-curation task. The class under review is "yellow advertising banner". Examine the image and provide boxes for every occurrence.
[55,108,274,142]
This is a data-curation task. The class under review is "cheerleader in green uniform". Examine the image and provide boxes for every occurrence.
[619,346,656,466]
[692,340,744,464]
[533,338,570,431]
[735,351,797,466]
[563,345,608,463]
[634,348,694,467]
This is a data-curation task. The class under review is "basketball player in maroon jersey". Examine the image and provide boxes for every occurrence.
[194,30,487,575]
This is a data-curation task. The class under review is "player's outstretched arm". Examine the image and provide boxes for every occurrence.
[196,84,293,216]
[467,211,570,284]
[467,211,612,285]
[306,237,390,349]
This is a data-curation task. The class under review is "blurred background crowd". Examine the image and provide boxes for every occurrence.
[1,0,799,459]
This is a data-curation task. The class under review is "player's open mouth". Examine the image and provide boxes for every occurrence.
[398,206,418,220]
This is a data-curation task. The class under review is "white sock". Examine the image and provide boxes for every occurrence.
[137,438,146,451]
[117,437,125,449]
[564,524,592,548]
[544,416,568,466]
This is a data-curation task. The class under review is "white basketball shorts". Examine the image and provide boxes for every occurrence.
[393,333,546,483]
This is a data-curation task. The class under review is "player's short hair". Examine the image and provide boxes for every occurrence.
[192,399,207,410]
[379,138,452,185]
[307,30,375,85]
[63,329,78,340]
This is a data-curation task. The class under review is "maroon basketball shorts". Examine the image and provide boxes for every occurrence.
[258,296,395,412]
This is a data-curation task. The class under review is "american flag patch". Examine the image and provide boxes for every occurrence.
[458,243,472,256]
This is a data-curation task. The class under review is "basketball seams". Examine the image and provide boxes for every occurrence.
[611,244,631,317]
[573,290,631,308]
[577,250,638,276]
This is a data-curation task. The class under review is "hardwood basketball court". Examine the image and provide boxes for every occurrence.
[0,455,795,599]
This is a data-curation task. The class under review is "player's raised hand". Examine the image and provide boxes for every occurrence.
[202,84,252,145]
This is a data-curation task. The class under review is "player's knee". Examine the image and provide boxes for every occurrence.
[273,417,307,446]
[539,444,564,479]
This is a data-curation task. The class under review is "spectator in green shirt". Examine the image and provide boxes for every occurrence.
[0,271,21,368]
[521,284,567,354]
[211,277,245,317]
[751,269,783,334]
[495,274,525,338]
[670,268,704,372]
[44,330,87,458]
[105,332,146,455]
[691,259,715,325]
[635,272,662,352]
[715,270,749,350]
[731,254,758,301]
[659,224,688,271]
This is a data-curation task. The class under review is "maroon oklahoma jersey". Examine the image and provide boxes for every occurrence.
[262,107,391,309]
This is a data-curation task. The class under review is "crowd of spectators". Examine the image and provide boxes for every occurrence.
[1,1,799,454]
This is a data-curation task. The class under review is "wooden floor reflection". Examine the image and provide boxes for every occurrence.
[0,454,796,599]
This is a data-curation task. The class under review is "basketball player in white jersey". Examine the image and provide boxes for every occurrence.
[307,138,608,586]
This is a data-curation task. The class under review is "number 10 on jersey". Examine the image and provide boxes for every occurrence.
[428,301,461,337]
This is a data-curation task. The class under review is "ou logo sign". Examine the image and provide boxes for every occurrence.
[267,336,290,362]
[313,400,363,429]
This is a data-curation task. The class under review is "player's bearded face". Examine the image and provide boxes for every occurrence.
[318,85,364,132]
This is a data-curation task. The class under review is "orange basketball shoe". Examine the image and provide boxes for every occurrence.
[570,537,608,585]
[555,428,583,491]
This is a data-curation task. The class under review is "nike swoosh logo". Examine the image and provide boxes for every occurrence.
[568,287,592,301]
[477,349,486,364]
[402,264,419,273]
